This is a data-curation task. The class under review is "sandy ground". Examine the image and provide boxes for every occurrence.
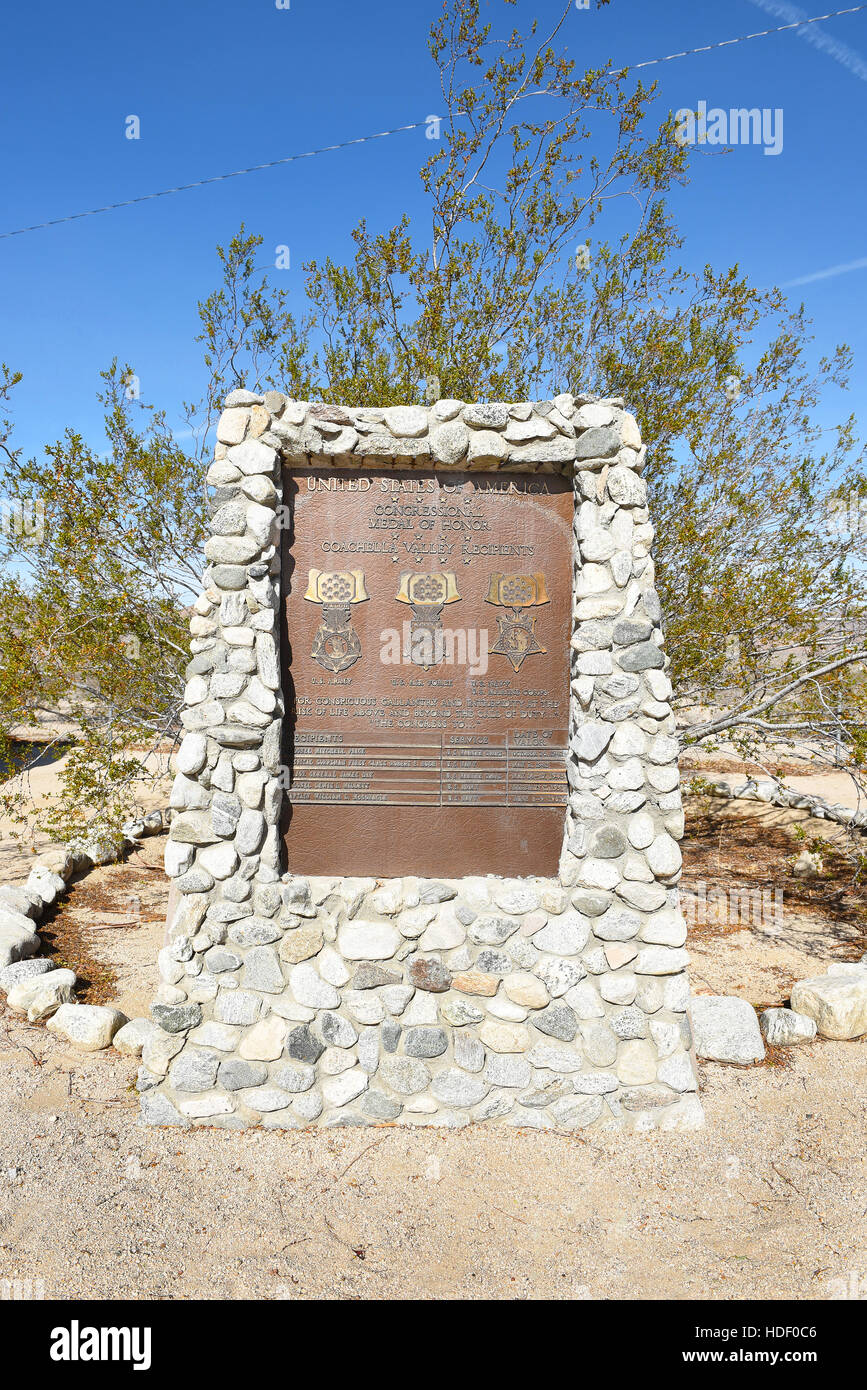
[0,749,171,884]
[0,799,865,1302]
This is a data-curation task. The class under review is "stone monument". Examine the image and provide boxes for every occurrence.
[141,392,702,1132]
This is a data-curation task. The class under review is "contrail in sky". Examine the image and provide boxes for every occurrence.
[782,256,867,287]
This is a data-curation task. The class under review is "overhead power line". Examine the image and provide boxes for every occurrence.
[0,124,426,241]
[627,3,866,70]
[0,5,864,242]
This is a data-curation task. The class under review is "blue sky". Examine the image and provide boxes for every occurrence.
[2,0,866,461]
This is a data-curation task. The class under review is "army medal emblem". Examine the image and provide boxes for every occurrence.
[394,571,461,668]
[485,571,549,672]
[304,568,369,673]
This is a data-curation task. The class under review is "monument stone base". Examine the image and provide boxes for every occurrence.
[142,390,703,1133]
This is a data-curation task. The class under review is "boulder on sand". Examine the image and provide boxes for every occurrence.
[689,995,764,1064]
[790,973,867,1041]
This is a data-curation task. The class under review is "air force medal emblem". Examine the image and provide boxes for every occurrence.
[394,571,461,668]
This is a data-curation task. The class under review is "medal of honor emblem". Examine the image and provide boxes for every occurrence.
[485,571,549,672]
[304,568,369,672]
[394,571,461,668]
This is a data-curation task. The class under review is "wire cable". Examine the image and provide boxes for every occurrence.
[0,5,863,241]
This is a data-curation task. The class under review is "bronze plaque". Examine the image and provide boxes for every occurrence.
[280,467,572,877]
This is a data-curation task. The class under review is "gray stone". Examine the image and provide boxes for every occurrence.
[570,889,611,917]
[253,884,281,917]
[535,957,584,998]
[293,1089,324,1122]
[572,1071,618,1095]
[533,913,590,956]
[357,1028,380,1074]
[351,963,401,990]
[139,1092,190,1127]
[0,958,55,994]
[379,1056,431,1095]
[594,907,641,941]
[613,618,653,646]
[229,918,281,947]
[241,945,285,994]
[404,1027,448,1058]
[581,1022,618,1067]
[759,1007,817,1046]
[620,1084,677,1111]
[285,1025,325,1064]
[273,1062,316,1093]
[242,1086,293,1114]
[606,791,647,814]
[218,1058,268,1090]
[571,722,615,762]
[550,1095,603,1129]
[526,1044,583,1073]
[320,1012,358,1048]
[518,1079,574,1108]
[454,1031,485,1071]
[430,421,469,465]
[150,1002,202,1034]
[582,947,608,975]
[618,641,664,672]
[362,1090,403,1120]
[589,825,628,859]
[618,881,668,911]
[475,949,511,976]
[203,947,242,974]
[575,425,620,459]
[610,1006,647,1040]
[468,915,520,946]
[472,1090,513,1119]
[492,883,541,915]
[0,923,40,968]
[484,1054,532,1088]
[463,402,509,430]
[533,1003,578,1042]
[46,1003,127,1051]
[214,990,261,1025]
[211,794,242,836]
[169,1050,220,1091]
[174,868,215,894]
[690,995,764,1064]
[430,1069,489,1108]
[7,968,76,1020]
[417,881,457,904]
[507,937,540,971]
[381,1021,402,1052]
